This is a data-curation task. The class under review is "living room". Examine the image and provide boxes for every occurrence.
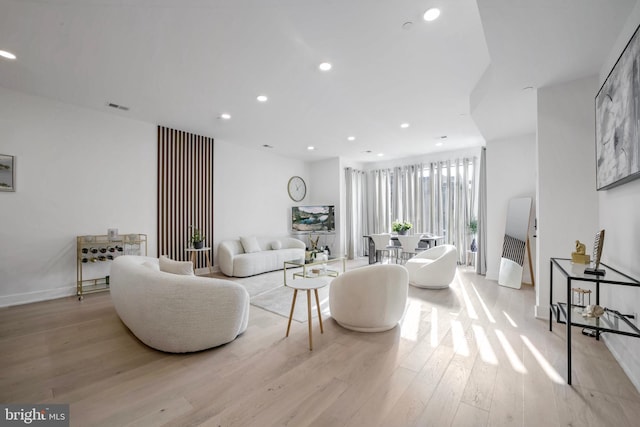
[2,1,640,425]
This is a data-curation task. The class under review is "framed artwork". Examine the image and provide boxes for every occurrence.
[0,154,15,192]
[595,24,640,190]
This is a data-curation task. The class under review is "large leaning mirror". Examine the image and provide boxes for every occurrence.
[498,197,532,289]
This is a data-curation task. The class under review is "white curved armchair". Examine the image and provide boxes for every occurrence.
[405,244,458,289]
[329,264,408,332]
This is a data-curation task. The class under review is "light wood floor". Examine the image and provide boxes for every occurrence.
[2,263,640,427]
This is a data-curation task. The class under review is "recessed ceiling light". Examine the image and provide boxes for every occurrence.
[0,50,16,60]
[402,21,413,30]
[319,62,332,71]
[219,113,231,120]
[522,86,535,91]
[400,123,410,129]
[347,136,356,141]
[440,135,448,139]
[377,153,384,157]
[307,146,315,151]
[436,142,443,147]
[257,95,268,102]
[262,144,274,148]
[423,8,441,22]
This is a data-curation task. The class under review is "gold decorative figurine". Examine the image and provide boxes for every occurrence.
[571,240,591,264]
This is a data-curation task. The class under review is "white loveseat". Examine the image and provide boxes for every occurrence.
[218,236,305,277]
[110,256,250,353]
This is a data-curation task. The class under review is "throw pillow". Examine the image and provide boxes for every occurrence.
[271,240,282,250]
[159,255,195,275]
[142,261,160,271]
[240,236,261,253]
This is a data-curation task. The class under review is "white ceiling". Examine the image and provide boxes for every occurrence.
[0,0,636,162]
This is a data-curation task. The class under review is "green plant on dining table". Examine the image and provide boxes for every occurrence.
[392,220,413,233]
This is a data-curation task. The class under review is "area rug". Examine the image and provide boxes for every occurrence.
[251,277,333,323]
[207,258,369,323]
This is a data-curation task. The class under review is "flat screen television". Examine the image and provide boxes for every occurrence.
[291,205,335,233]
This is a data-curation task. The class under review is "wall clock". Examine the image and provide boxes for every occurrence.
[287,176,306,202]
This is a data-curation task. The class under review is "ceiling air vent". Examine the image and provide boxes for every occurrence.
[107,102,130,111]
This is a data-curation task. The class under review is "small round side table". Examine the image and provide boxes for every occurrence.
[185,247,213,275]
[285,278,328,351]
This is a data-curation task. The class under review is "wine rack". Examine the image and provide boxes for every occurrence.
[76,233,147,300]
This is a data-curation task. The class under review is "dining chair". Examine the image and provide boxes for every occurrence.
[397,234,424,263]
[370,233,394,263]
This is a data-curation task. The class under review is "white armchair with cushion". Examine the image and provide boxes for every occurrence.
[110,256,250,353]
[404,244,457,289]
[329,264,408,332]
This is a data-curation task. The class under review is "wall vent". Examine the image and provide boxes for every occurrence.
[107,102,130,111]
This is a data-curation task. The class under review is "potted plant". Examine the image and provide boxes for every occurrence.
[392,220,413,235]
[189,226,205,249]
[469,218,478,252]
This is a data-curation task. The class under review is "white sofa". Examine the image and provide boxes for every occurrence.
[329,264,409,332]
[405,244,458,289]
[110,256,250,353]
[218,236,305,277]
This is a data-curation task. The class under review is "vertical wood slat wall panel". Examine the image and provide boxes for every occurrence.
[158,126,214,269]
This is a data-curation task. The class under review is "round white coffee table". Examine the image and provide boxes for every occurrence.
[285,278,328,351]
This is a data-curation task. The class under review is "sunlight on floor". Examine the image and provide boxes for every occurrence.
[502,311,518,328]
[521,335,565,384]
[451,320,470,357]
[431,307,439,348]
[495,329,527,374]
[458,279,478,320]
[400,298,421,342]
[471,283,495,323]
[472,324,498,365]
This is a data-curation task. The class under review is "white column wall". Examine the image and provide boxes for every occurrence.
[308,157,341,255]
[597,6,640,391]
[485,134,536,281]
[536,76,599,318]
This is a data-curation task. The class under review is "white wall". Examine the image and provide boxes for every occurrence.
[307,157,341,255]
[536,76,599,318]
[213,141,307,263]
[485,134,536,281]
[598,6,640,391]
[0,87,157,307]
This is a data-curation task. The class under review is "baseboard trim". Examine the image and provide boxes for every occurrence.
[603,335,640,393]
[0,286,77,308]
[534,304,549,319]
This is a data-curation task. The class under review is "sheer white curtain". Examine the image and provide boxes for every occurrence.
[370,164,425,233]
[370,168,393,233]
[397,164,425,232]
[344,167,368,259]
[426,158,477,264]
[476,148,487,274]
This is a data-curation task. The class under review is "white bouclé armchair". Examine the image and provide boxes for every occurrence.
[404,244,458,289]
[329,264,408,332]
